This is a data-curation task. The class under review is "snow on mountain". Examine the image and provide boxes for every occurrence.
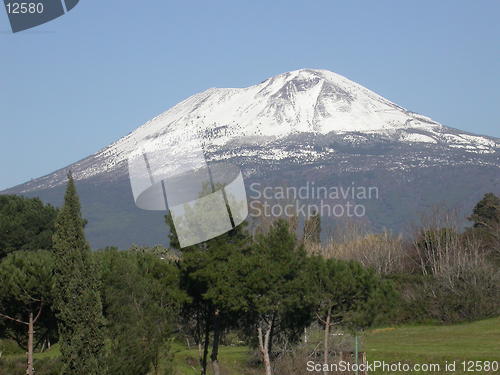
[114,68,441,146]
[99,69,435,146]
[8,69,500,193]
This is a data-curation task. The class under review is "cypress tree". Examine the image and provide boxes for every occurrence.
[52,172,106,375]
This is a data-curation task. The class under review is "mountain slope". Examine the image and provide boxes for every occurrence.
[3,69,500,249]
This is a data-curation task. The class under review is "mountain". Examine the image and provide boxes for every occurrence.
[3,69,500,249]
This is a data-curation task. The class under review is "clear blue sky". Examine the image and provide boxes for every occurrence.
[1,1,499,191]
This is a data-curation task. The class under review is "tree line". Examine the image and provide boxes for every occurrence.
[1,174,500,375]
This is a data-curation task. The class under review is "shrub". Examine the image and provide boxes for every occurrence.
[0,357,62,375]
[325,220,409,276]
[394,262,500,324]
[429,261,500,323]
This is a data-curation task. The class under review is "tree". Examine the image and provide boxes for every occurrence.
[468,193,500,229]
[303,210,321,245]
[165,179,250,375]
[0,250,55,375]
[0,195,58,258]
[467,193,500,251]
[99,247,182,375]
[310,257,397,375]
[168,210,250,375]
[52,172,106,375]
[194,229,250,375]
[415,227,460,275]
[225,219,315,375]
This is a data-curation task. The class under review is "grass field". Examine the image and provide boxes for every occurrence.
[2,316,499,374]
[363,316,500,374]
[171,316,500,374]
[170,343,253,375]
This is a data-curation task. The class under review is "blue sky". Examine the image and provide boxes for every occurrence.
[1,1,499,191]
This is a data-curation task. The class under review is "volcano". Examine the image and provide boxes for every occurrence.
[3,69,500,249]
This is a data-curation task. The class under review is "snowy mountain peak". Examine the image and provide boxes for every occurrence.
[126,68,441,147]
[7,69,499,193]
[4,70,500,251]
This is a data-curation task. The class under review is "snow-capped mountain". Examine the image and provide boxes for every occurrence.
[3,69,500,249]
[9,68,500,194]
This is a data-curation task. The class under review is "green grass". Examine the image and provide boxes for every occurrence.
[3,317,500,374]
[170,342,252,375]
[0,339,253,375]
[363,316,500,374]
[33,343,61,359]
[0,342,61,361]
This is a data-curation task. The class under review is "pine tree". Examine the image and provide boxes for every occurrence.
[165,181,250,375]
[0,249,55,375]
[468,192,500,229]
[311,256,398,374]
[224,219,315,375]
[0,195,58,258]
[99,248,182,375]
[167,209,250,375]
[52,172,106,375]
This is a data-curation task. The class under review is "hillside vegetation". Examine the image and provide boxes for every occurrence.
[1,177,500,375]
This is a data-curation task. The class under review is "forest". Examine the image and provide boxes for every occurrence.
[1,173,500,375]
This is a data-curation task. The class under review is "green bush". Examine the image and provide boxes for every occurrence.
[0,357,61,375]
[34,357,63,375]
[0,357,26,375]
[0,339,24,356]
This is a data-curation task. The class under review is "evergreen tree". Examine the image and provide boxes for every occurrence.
[99,248,182,375]
[225,219,315,375]
[468,192,500,229]
[0,250,55,375]
[165,181,250,375]
[0,195,58,258]
[310,256,398,374]
[52,172,106,375]
[167,210,249,375]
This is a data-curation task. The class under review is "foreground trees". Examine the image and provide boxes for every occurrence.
[0,250,56,375]
[4,185,498,374]
[166,211,250,375]
[168,210,399,375]
[99,248,183,375]
[0,195,58,258]
[52,172,106,375]
[222,220,316,375]
[311,257,397,374]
